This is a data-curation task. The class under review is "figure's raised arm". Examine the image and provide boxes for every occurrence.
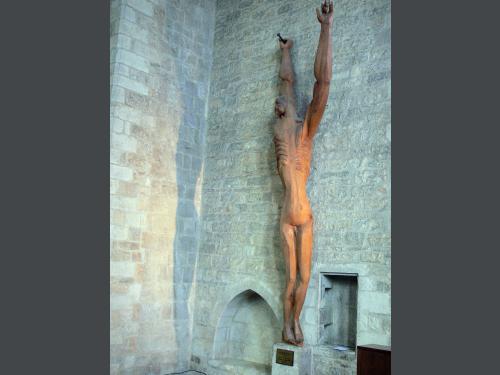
[304,0,333,138]
[278,36,296,107]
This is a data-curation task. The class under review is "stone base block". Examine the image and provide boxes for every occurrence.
[271,343,312,375]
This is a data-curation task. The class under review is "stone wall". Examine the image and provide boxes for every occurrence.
[191,0,391,374]
[110,0,215,374]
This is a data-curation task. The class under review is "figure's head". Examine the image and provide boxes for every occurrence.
[275,96,287,118]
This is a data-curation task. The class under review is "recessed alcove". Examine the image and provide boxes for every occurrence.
[319,272,358,350]
[210,289,281,374]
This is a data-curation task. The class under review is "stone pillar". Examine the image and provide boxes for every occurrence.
[272,343,312,375]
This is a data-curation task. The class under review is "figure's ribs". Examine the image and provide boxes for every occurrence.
[273,136,289,171]
[273,135,311,174]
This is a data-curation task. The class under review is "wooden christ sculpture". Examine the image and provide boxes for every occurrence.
[274,0,333,346]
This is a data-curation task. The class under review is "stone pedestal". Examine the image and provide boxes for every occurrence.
[271,343,312,375]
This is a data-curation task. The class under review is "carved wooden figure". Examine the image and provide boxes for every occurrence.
[274,0,333,346]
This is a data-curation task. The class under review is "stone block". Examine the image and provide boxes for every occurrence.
[358,291,391,315]
[111,133,137,153]
[111,164,133,182]
[115,49,150,73]
[112,74,149,96]
[111,86,126,105]
[125,0,154,18]
[110,261,136,278]
[117,19,150,43]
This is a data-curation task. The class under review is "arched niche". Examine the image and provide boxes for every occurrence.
[210,289,281,374]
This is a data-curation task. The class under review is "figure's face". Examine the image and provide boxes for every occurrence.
[275,96,287,118]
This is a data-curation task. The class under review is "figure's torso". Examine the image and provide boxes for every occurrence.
[274,115,313,225]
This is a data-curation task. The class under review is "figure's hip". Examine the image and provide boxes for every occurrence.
[280,197,313,226]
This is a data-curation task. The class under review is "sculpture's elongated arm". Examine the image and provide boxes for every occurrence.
[279,39,296,107]
[305,1,333,138]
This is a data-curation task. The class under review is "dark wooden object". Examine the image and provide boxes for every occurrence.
[357,344,391,375]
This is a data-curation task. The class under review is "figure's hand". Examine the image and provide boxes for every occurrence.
[279,38,293,50]
[316,0,333,25]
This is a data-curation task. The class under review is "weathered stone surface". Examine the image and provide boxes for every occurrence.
[313,345,356,375]
[110,0,215,374]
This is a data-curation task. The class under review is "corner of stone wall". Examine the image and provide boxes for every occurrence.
[110,1,216,374]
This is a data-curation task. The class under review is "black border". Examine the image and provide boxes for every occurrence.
[1,1,109,374]
[393,0,500,373]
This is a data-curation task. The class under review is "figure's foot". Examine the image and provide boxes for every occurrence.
[293,320,304,346]
[282,324,297,345]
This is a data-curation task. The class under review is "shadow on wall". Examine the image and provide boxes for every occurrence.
[172,58,204,367]
[210,289,281,374]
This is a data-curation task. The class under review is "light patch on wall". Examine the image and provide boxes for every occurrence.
[194,163,204,217]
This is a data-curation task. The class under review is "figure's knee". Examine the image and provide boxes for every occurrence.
[299,270,310,286]
[286,274,296,289]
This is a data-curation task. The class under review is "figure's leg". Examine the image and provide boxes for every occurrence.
[293,218,313,345]
[281,221,297,345]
